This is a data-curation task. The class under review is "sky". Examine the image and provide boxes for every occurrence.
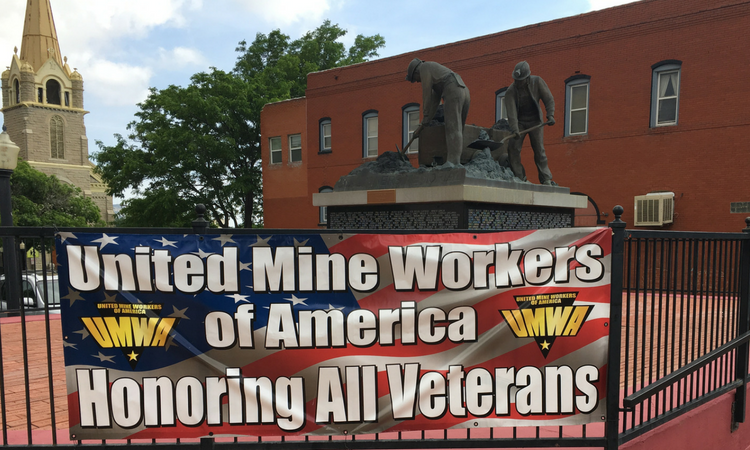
[0,0,639,171]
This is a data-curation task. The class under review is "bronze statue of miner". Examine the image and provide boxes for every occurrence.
[505,61,557,186]
[406,59,470,165]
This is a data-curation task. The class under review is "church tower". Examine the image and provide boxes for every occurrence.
[1,0,113,223]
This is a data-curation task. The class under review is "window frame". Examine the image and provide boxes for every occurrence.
[650,60,682,128]
[269,136,282,165]
[288,133,302,163]
[318,186,333,225]
[319,118,332,153]
[402,103,420,153]
[495,87,508,123]
[362,110,378,158]
[564,75,591,136]
[45,79,61,105]
[13,78,19,104]
[50,115,64,159]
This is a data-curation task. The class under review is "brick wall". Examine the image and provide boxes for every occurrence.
[262,0,750,231]
[260,97,312,228]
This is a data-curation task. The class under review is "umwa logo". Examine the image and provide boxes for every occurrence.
[499,292,592,358]
[80,302,178,369]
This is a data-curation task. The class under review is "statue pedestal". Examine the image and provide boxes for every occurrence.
[313,170,587,230]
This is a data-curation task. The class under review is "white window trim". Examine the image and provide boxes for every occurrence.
[289,134,302,162]
[565,78,590,136]
[363,111,378,158]
[269,136,282,165]
[650,62,681,127]
[495,88,508,122]
[402,105,420,153]
[319,119,332,153]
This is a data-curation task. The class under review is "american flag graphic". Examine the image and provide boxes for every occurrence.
[57,228,611,440]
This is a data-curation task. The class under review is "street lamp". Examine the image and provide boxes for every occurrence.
[0,125,21,313]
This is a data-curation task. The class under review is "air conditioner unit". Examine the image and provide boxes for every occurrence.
[634,192,674,226]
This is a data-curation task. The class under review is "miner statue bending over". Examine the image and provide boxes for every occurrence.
[505,61,557,186]
[406,59,470,165]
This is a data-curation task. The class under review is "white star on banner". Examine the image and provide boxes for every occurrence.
[294,238,310,247]
[154,237,177,247]
[240,261,252,271]
[57,231,77,243]
[226,293,250,303]
[213,235,236,246]
[193,249,213,259]
[285,294,308,306]
[249,235,271,247]
[169,306,190,320]
[62,341,77,349]
[92,352,115,363]
[74,327,90,340]
[62,289,85,307]
[92,233,118,249]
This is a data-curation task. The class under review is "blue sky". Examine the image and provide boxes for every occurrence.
[0,0,638,168]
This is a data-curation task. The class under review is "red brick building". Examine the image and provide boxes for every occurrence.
[261,0,750,232]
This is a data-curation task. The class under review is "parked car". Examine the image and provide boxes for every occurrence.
[0,272,61,313]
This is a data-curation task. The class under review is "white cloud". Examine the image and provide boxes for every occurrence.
[81,57,153,107]
[51,0,202,52]
[588,0,641,11]
[233,0,331,27]
[157,46,207,70]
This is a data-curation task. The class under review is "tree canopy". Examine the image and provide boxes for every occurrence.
[95,20,384,228]
[6,160,104,227]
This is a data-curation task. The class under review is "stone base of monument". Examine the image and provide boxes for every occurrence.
[313,169,587,230]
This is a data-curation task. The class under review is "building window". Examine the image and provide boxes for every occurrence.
[565,75,590,136]
[651,60,681,127]
[37,87,43,103]
[363,110,378,158]
[64,91,70,107]
[269,136,282,164]
[319,118,331,153]
[13,79,19,104]
[319,186,333,225]
[50,115,64,159]
[289,134,302,162]
[495,88,508,122]
[46,79,61,105]
[402,104,420,153]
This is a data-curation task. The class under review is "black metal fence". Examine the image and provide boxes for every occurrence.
[0,210,748,450]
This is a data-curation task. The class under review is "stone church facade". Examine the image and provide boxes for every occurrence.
[1,0,114,223]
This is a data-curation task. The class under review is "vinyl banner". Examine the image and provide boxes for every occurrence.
[57,228,611,440]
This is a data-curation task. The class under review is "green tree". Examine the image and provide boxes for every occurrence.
[6,159,104,227]
[95,20,384,228]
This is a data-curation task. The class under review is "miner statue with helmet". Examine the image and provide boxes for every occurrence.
[405,58,471,166]
[505,61,557,186]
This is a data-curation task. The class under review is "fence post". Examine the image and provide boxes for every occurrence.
[192,204,210,234]
[732,218,750,431]
[606,206,626,449]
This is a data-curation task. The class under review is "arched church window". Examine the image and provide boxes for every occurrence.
[50,115,64,159]
[46,79,61,105]
[13,79,20,104]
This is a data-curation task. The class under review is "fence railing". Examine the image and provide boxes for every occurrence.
[0,210,749,450]
[617,225,750,443]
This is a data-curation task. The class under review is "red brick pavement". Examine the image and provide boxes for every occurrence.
[0,314,67,438]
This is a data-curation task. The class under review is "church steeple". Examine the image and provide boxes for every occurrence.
[19,0,63,73]
[1,0,114,223]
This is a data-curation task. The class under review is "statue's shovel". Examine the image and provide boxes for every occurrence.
[497,121,551,145]
[395,123,424,161]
